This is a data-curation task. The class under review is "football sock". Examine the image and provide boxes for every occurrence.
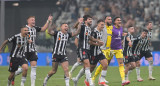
[31,66,37,86]
[92,64,103,80]
[149,60,153,77]
[21,77,26,86]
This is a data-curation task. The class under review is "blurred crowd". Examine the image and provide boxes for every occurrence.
[36,0,160,51]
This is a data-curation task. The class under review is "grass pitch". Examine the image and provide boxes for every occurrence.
[0,66,160,86]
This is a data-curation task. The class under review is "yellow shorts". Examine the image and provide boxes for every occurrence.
[102,49,114,60]
[110,49,123,59]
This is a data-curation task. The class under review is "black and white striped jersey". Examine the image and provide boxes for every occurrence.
[25,25,41,52]
[132,36,143,56]
[52,31,72,55]
[123,33,133,56]
[8,33,27,58]
[90,28,102,56]
[141,31,152,51]
[78,24,91,50]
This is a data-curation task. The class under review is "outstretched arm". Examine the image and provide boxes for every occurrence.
[41,15,53,32]
[71,18,83,37]
[0,40,9,53]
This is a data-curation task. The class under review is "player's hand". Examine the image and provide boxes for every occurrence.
[98,40,104,46]
[128,41,132,47]
[47,15,53,22]
[28,40,33,43]
[78,18,83,23]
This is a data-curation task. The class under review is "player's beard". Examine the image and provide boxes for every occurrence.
[107,22,111,26]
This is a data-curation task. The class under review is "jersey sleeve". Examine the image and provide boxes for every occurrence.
[8,35,16,43]
[91,31,97,39]
[34,26,42,32]
[68,32,72,38]
[79,24,85,38]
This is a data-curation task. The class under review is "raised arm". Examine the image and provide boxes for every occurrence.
[47,21,57,36]
[71,18,83,37]
[0,40,9,53]
[41,15,53,32]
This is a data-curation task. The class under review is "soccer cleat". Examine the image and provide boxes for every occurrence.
[137,77,143,82]
[98,82,109,86]
[122,80,130,86]
[69,71,72,79]
[104,79,109,84]
[11,81,14,86]
[72,77,77,86]
[84,80,89,86]
[148,76,156,80]
[11,77,15,86]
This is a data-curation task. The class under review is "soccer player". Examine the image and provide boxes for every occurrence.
[136,22,156,80]
[92,16,113,83]
[123,27,136,83]
[0,27,30,86]
[89,20,108,86]
[110,17,129,86]
[72,19,107,86]
[13,15,53,86]
[69,35,82,79]
[132,29,148,81]
[43,18,83,86]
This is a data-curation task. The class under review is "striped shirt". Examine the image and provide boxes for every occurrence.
[123,33,133,56]
[52,31,72,55]
[25,25,41,52]
[78,24,91,50]
[90,28,103,56]
[132,36,143,55]
[8,33,27,58]
[141,31,152,51]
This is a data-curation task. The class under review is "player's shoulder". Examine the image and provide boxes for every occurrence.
[15,33,21,37]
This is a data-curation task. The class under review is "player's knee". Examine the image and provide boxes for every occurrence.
[63,67,69,73]
[23,67,28,72]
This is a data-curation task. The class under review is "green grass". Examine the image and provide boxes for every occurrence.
[0,66,160,86]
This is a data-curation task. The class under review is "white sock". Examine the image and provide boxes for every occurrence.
[15,67,23,76]
[85,67,93,85]
[31,66,37,86]
[70,62,81,73]
[126,70,132,80]
[100,70,107,82]
[65,77,70,86]
[7,80,11,86]
[148,60,153,77]
[21,77,26,86]
[43,74,50,84]
[136,67,140,79]
[76,68,85,81]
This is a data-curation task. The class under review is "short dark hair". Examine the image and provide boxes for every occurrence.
[83,15,92,21]
[27,16,35,20]
[104,16,111,19]
[97,19,104,24]
[146,21,152,26]
[61,23,68,26]
[113,17,120,24]
[142,29,148,33]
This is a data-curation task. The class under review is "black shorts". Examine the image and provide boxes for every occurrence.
[124,56,135,64]
[90,53,106,65]
[25,52,38,62]
[76,48,80,58]
[140,50,152,59]
[133,54,141,62]
[79,48,91,61]
[8,57,28,72]
[52,54,68,63]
